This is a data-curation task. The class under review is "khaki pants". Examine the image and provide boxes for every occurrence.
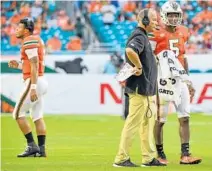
[114,92,157,164]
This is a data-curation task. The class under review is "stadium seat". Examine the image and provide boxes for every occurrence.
[196,6,203,12]
[191,1,198,7]
[48,1,56,12]
[5,11,14,18]
[188,11,196,19]
[61,43,67,51]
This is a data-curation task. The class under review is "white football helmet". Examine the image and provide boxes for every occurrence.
[160,1,183,26]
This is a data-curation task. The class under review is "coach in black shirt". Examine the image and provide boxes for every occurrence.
[113,9,165,167]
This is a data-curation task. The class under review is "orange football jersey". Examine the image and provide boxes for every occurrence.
[149,25,189,67]
[21,35,45,80]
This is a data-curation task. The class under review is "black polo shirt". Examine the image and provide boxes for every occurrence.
[125,27,158,96]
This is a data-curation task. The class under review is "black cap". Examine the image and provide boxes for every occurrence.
[20,17,34,33]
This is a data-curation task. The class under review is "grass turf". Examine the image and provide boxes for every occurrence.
[1,113,212,171]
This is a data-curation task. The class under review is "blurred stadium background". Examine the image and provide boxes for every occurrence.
[1,0,212,170]
[1,0,212,53]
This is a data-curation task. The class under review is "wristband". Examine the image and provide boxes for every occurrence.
[31,84,37,89]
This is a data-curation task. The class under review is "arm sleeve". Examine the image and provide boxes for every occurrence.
[126,35,145,55]
[25,48,38,59]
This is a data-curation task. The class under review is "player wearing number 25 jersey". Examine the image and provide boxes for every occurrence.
[149,1,201,165]
[8,18,48,157]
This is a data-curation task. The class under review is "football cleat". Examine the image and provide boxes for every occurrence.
[35,145,47,157]
[17,145,39,157]
[180,154,202,165]
[157,151,169,164]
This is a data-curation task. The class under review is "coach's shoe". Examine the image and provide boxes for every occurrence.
[141,158,167,167]
[113,159,138,167]
[17,143,39,157]
[180,153,202,165]
[157,152,169,164]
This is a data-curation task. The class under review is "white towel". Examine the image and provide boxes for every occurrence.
[115,63,136,82]
[157,50,191,105]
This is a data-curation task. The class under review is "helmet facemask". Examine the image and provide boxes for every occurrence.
[165,12,182,26]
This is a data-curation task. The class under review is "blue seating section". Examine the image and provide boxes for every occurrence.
[90,13,137,48]
[1,27,75,51]
[89,0,207,48]
[2,0,210,52]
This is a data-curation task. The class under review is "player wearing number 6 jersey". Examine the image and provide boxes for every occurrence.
[8,18,48,157]
[149,1,201,165]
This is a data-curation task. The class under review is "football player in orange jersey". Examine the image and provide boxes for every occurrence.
[8,18,48,157]
[149,1,201,165]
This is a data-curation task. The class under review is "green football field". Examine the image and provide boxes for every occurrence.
[1,114,212,171]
